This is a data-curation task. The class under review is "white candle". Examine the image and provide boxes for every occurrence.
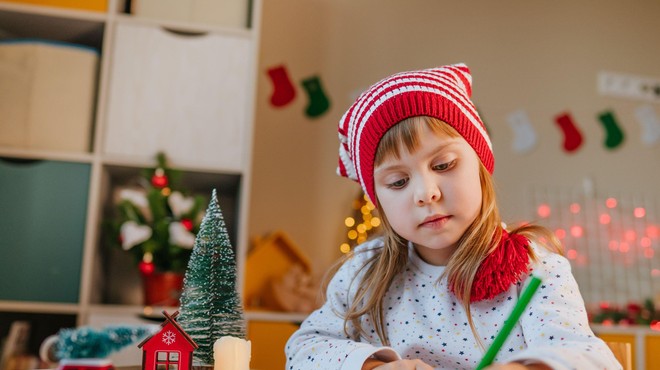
[213,336,251,370]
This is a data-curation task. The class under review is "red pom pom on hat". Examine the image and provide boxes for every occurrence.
[463,229,531,302]
[337,63,492,203]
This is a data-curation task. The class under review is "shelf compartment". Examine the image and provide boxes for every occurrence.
[0,7,105,49]
[91,163,242,306]
[0,158,90,303]
[0,311,77,360]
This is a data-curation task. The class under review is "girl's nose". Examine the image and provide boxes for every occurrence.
[415,179,441,205]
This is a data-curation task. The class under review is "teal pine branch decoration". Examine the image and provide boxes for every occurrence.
[55,325,156,359]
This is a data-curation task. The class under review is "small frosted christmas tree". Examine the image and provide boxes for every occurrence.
[177,189,246,365]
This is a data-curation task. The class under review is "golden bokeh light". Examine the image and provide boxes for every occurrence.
[340,243,351,254]
[340,193,382,253]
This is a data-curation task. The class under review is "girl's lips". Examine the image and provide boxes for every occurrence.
[419,215,450,228]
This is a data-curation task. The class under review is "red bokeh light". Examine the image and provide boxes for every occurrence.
[569,203,581,214]
[567,249,578,260]
[608,240,618,250]
[644,248,654,259]
[606,197,617,208]
[599,213,611,225]
[570,225,583,238]
[537,203,551,218]
[641,237,652,248]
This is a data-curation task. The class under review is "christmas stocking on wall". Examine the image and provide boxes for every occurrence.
[554,112,584,153]
[635,104,660,146]
[597,110,625,150]
[267,65,296,107]
[506,109,537,154]
[302,75,330,118]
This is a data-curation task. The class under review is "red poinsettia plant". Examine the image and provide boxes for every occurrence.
[106,152,205,273]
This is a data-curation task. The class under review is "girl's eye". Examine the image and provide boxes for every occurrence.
[432,159,456,171]
[387,178,408,189]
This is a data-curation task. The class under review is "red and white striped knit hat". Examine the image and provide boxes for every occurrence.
[337,63,493,203]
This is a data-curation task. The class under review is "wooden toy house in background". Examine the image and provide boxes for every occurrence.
[138,311,198,370]
[244,231,320,313]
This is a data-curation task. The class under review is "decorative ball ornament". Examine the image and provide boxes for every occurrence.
[139,260,155,275]
[181,218,194,232]
[151,168,169,188]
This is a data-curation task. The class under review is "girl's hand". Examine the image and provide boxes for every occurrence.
[362,358,434,370]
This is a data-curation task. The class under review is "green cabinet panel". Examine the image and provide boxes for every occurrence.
[0,159,90,303]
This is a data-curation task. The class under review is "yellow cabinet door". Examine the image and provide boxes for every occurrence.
[248,321,300,370]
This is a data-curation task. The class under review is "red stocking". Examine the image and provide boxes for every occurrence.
[554,112,584,153]
[267,65,296,107]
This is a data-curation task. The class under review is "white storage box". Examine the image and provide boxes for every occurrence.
[0,40,98,152]
[133,0,249,29]
[103,23,252,171]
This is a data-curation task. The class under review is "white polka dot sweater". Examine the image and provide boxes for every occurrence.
[285,238,621,369]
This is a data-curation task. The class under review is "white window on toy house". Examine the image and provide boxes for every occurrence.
[526,183,660,307]
[156,351,180,370]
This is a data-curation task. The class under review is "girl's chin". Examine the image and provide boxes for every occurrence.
[412,243,458,265]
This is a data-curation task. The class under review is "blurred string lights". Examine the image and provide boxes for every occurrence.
[339,193,382,254]
[530,185,659,307]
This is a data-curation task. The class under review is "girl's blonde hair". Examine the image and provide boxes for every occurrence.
[338,116,562,346]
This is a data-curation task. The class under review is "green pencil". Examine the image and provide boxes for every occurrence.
[475,275,543,370]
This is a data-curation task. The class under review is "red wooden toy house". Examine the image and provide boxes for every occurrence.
[138,311,198,370]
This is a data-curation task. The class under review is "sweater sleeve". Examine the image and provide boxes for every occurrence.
[504,249,622,370]
[285,242,400,370]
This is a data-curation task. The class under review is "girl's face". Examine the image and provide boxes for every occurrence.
[374,123,482,266]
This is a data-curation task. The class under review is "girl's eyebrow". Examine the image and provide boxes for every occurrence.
[412,139,462,159]
[374,163,404,175]
[426,140,460,156]
[374,140,460,174]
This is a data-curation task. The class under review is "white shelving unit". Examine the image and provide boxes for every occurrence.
[0,0,292,357]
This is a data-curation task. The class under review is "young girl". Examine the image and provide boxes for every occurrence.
[285,64,621,370]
